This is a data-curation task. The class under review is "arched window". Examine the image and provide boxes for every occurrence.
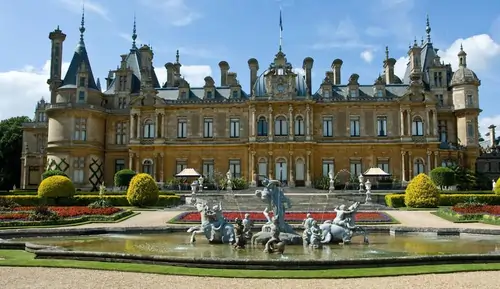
[142,159,153,175]
[274,116,288,136]
[143,119,155,139]
[294,116,304,136]
[412,116,424,136]
[413,159,425,176]
[257,116,268,136]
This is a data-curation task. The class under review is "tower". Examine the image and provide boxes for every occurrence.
[47,26,66,103]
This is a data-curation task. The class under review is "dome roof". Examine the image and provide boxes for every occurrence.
[252,69,309,97]
[451,67,480,86]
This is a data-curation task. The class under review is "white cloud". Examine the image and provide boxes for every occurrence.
[365,26,387,37]
[394,56,408,79]
[313,17,374,50]
[360,50,374,63]
[57,0,110,21]
[155,65,212,87]
[141,0,201,26]
[0,61,69,120]
[479,116,500,138]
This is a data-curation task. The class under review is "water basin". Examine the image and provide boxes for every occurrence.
[15,232,500,260]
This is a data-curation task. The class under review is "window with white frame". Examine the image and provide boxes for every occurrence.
[73,156,85,183]
[143,119,155,139]
[295,116,304,136]
[274,116,288,136]
[438,120,447,142]
[202,160,214,180]
[142,159,153,175]
[323,117,333,137]
[349,160,362,176]
[74,117,87,141]
[413,159,425,176]
[257,117,268,136]
[377,116,387,136]
[230,118,240,138]
[203,118,213,138]
[176,160,187,174]
[412,116,424,136]
[322,160,334,177]
[350,116,360,137]
[177,118,187,138]
[115,122,127,144]
[229,159,241,178]
[377,160,389,173]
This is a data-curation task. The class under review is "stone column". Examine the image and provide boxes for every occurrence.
[288,151,295,187]
[136,112,141,139]
[401,151,406,181]
[135,156,140,173]
[20,158,26,189]
[153,154,158,181]
[249,151,256,187]
[250,106,256,138]
[432,110,438,136]
[400,109,405,136]
[288,105,294,141]
[408,151,413,179]
[426,109,431,136]
[434,151,439,168]
[38,156,44,183]
[268,105,273,141]
[305,150,311,187]
[427,150,432,173]
[268,151,274,179]
[159,153,164,182]
[22,157,28,189]
[306,104,311,140]
[161,113,166,139]
[130,114,135,139]
[129,153,134,170]
[156,113,161,138]
[407,110,412,136]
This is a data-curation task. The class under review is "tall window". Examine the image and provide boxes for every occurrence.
[206,91,213,99]
[202,160,214,180]
[376,89,383,97]
[467,121,474,138]
[115,122,127,144]
[78,91,85,103]
[37,112,46,122]
[322,160,334,177]
[232,90,238,98]
[349,160,362,176]
[412,116,424,136]
[79,77,86,87]
[274,116,288,136]
[74,118,87,141]
[349,89,357,98]
[229,159,241,178]
[142,159,153,175]
[230,118,240,138]
[436,94,444,106]
[177,119,187,138]
[114,159,125,173]
[118,97,127,109]
[73,156,85,183]
[295,116,304,136]
[176,161,187,174]
[257,117,268,136]
[438,120,447,142]
[203,118,213,138]
[413,159,424,176]
[350,116,360,137]
[323,117,333,137]
[377,116,387,136]
[143,120,155,139]
[377,160,389,173]
[466,94,473,106]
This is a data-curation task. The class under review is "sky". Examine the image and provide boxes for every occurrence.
[1,0,500,136]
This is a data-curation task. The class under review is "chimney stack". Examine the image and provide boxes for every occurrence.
[331,59,343,85]
[302,57,314,95]
[164,62,174,87]
[489,125,497,147]
[247,58,259,94]
[218,61,230,86]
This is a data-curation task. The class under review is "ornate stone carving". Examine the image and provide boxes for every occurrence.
[187,202,235,244]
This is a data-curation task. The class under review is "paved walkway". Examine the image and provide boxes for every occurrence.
[0,267,498,289]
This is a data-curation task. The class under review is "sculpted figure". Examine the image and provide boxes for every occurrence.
[309,220,323,249]
[301,213,314,245]
[232,218,246,249]
[242,213,254,240]
[264,217,285,254]
[319,202,368,245]
[187,202,235,244]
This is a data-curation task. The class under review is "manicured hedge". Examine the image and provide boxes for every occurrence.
[0,195,181,207]
[386,193,500,208]
[1,190,176,196]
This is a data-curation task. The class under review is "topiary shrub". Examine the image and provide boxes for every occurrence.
[430,167,456,190]
[494,177,500,195]
[41,170,68,180]
[114,169,136,188]
[404,173,440,208]
[126,173,159,207]
[37,175,75,199]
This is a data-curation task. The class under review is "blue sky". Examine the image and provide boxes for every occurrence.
[1,0,500,135]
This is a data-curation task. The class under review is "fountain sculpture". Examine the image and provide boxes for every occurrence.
[187,202,235,244]
[251,179,302,246]
[319,202,369,244]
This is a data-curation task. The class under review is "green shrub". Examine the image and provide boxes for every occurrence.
[37,175,75,199]
[494,177,500,195]
[404,173,440,208]
[313,176,330,190]
[430,167,456,189]
[126,173,159,207]
[114,169,136,187]
[439,194,500,206]
[385,194,406,208]
[41,170,68,180]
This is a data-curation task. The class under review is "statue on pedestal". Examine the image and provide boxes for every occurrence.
[358,174,365,193]
[198,176,204,193]
[328,169,335,193]
[364,179,372,204]
[226,170,233,193]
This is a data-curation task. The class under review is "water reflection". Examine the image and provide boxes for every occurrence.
[15,233,500,261]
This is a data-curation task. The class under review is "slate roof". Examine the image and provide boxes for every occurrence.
[60,39,98,90]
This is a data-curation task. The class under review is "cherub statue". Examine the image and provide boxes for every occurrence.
[301,213,314,245]
[232,218,246,249]
[264,217,285,254]
[309,220,323,249]
[242,213,253,240]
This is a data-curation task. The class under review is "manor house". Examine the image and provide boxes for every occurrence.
[20,15,481,190]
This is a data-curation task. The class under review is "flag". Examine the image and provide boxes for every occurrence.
[279,10,283,32]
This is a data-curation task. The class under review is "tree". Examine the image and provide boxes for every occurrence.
[429,167,455,190]
[0,116,31,190]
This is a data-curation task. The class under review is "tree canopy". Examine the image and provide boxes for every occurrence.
[0,116,31,190]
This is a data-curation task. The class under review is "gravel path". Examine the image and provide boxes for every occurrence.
[0,267,499,289]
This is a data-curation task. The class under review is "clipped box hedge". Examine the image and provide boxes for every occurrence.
[1,190,177,196]
[385,193,500,208]
[0,194,181,207]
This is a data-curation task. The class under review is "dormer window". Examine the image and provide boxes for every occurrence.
[180,91,187,99]
[232,90,238,98]
[79,77,86,87]
[323,90,330,98]
[206,91,213,99]
[349,89,357,98]
[376,89,383,97]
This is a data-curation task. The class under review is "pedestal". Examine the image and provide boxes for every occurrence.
[328,180,335,194]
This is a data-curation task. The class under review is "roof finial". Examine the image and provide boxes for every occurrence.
[385,46,389,60]
[426,14,432,43]
[176,50,180,63]
[79,4,86,41]
[460,43,463,51]
[132,14,137,49]
[279,7,283,52]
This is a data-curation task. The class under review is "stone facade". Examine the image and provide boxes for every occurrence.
[20,16,482,190]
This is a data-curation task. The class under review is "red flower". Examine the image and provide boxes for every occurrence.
[0,213,29,220]
[452,205,500,215]
[9,206,121,218]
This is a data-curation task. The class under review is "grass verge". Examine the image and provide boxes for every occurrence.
[1,250,500,278]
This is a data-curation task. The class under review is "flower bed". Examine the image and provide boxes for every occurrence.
[168,211,396,224]
[435,204,500,225]
[0,206,134,227]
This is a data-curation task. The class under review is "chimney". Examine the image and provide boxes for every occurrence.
[302,57,314,94]
[247,58,259,93]
[218,61,230,86]
[120,54,127,69]
[105,70,114,89]
[489,125,497,147]
[227,72,237,86]
[331,59,343,85]
[384,58,396,84]
[164,62,174,87]
[326,71,334,82]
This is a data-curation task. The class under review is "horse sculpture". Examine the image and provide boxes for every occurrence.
[319,202,369,244]
[187,202,235,244]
